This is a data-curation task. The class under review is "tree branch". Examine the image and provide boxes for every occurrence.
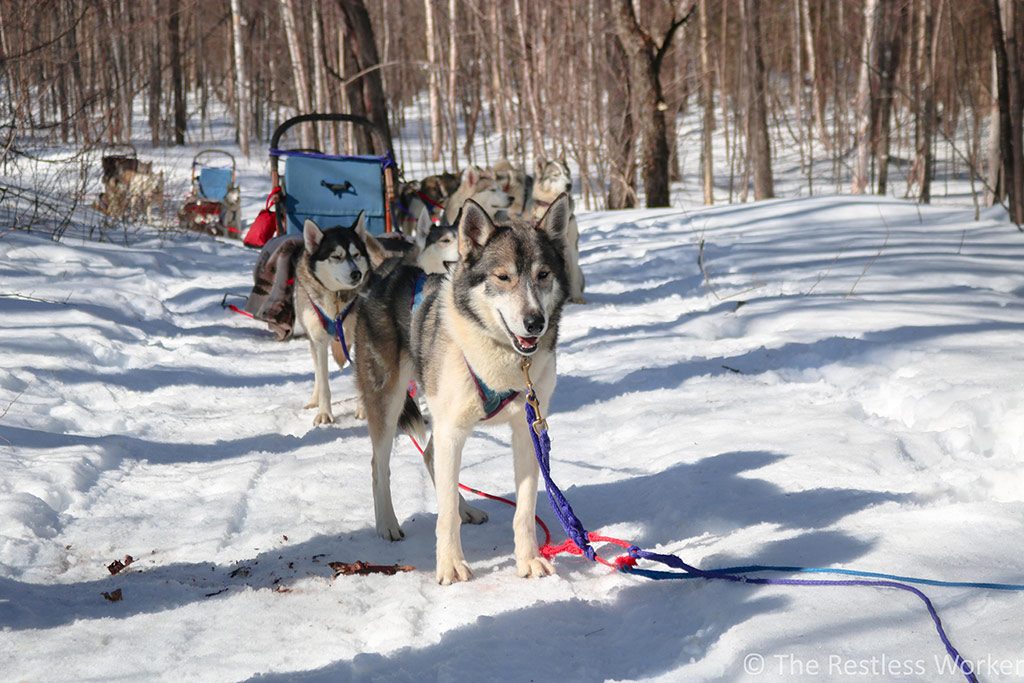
[653,0,697,75]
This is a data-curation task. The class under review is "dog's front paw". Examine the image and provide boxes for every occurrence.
[570,296,587,305]
[459,502,488,525]
[354,401,366,420]
[516,556,555,579]
[313,411,335,426]
[376,519,404,541]
[436,554,472,585]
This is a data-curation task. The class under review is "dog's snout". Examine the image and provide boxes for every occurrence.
[523,314,545,336]
[350,269,362,282]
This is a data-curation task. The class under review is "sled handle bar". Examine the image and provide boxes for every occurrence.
[269,113,392,173]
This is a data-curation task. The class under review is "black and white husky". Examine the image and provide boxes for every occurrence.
[353,196,571,583]
[293,213,385,426]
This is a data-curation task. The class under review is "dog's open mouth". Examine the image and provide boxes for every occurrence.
[513,334,539,353]
[500,315,540,355]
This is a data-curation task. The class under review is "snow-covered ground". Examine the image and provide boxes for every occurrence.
[2,188,1023,681]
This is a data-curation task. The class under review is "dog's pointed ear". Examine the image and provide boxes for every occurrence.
[536,193,570,241]
[535,157,547,176]
[351,210,368,238]
[303,219,324,253]
[363,232,388,269]
[458,200,495,259]
[415,208,433,241]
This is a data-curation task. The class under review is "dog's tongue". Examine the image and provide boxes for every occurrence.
[516,335,538,349]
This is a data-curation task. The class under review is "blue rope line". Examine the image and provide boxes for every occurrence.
[522,399,991,683]
[624,564,1024,590]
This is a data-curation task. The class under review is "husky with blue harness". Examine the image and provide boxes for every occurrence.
[265,114,404,425]
[352,195,571,584]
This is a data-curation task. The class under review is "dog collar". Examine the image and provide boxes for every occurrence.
[309,295,357,363]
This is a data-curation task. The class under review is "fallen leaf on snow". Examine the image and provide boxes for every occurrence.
[328,561,414,578]
[102,588,123,602]
[107,555,134,575]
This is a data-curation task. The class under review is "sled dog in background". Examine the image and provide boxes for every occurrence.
[353,196,572,584]
[531,159,585,304]
[442,165,515,223]
[414,209,459,275]
[493,158,530,216]
[294,212,386,426]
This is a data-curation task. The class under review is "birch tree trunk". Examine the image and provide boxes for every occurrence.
[512,0,545,159]
[800,0,828,151]
[447,0,459,169]
[852,0,879,194]
[230,0,251,156]
[986,52,1003,205]
[279,0,313,148]
[699,0,714,204]
[311,3,329,147]
[489,2,508,158]
[424,0,443,162]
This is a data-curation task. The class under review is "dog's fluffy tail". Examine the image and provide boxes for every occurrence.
[398,394,427,444]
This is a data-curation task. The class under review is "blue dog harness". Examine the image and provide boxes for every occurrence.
[410,273,518,420]
[309,295,357,364]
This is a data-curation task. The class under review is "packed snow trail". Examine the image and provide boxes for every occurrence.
[1,196,1023,681]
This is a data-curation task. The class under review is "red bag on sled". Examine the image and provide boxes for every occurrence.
[243,187,282,248]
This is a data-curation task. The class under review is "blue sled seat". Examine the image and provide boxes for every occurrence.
[282,154,387,235]
[198,167,232,202]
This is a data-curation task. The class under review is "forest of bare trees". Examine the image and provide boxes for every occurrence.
[1,0,1023,223]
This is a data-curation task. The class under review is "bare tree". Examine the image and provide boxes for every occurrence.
[612,0,696,207]
[743,0,774,199]
[230,0,251,156]
[169,0,186,145]
[988,0,1024,223]
[852,0,880,194]
[424,0,443,162]
[699,0,714,205]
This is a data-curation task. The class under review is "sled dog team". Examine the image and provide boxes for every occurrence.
[294,158,580,583]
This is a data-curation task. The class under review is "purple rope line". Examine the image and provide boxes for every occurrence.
[523,401,978,683]
[525,400,596,561]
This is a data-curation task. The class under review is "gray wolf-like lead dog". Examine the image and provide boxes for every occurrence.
[353,195,571,584]
[294,212,385,426]
[531,159,585,304]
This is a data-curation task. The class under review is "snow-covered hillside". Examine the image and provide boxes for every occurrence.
[1,196,1023,682]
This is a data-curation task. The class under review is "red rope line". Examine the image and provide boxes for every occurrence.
[226,303,254,319]
[405,433,636,569]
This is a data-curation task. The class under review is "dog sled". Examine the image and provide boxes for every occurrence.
[94,145,165,220]
[178,149,241,238]
[231,113,401,337]
[268,113,397,238]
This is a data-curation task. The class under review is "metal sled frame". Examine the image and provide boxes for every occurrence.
[269,113,397,237]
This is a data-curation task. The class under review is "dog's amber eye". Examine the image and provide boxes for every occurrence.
[494,272,511,282]
[537,270,550,281]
